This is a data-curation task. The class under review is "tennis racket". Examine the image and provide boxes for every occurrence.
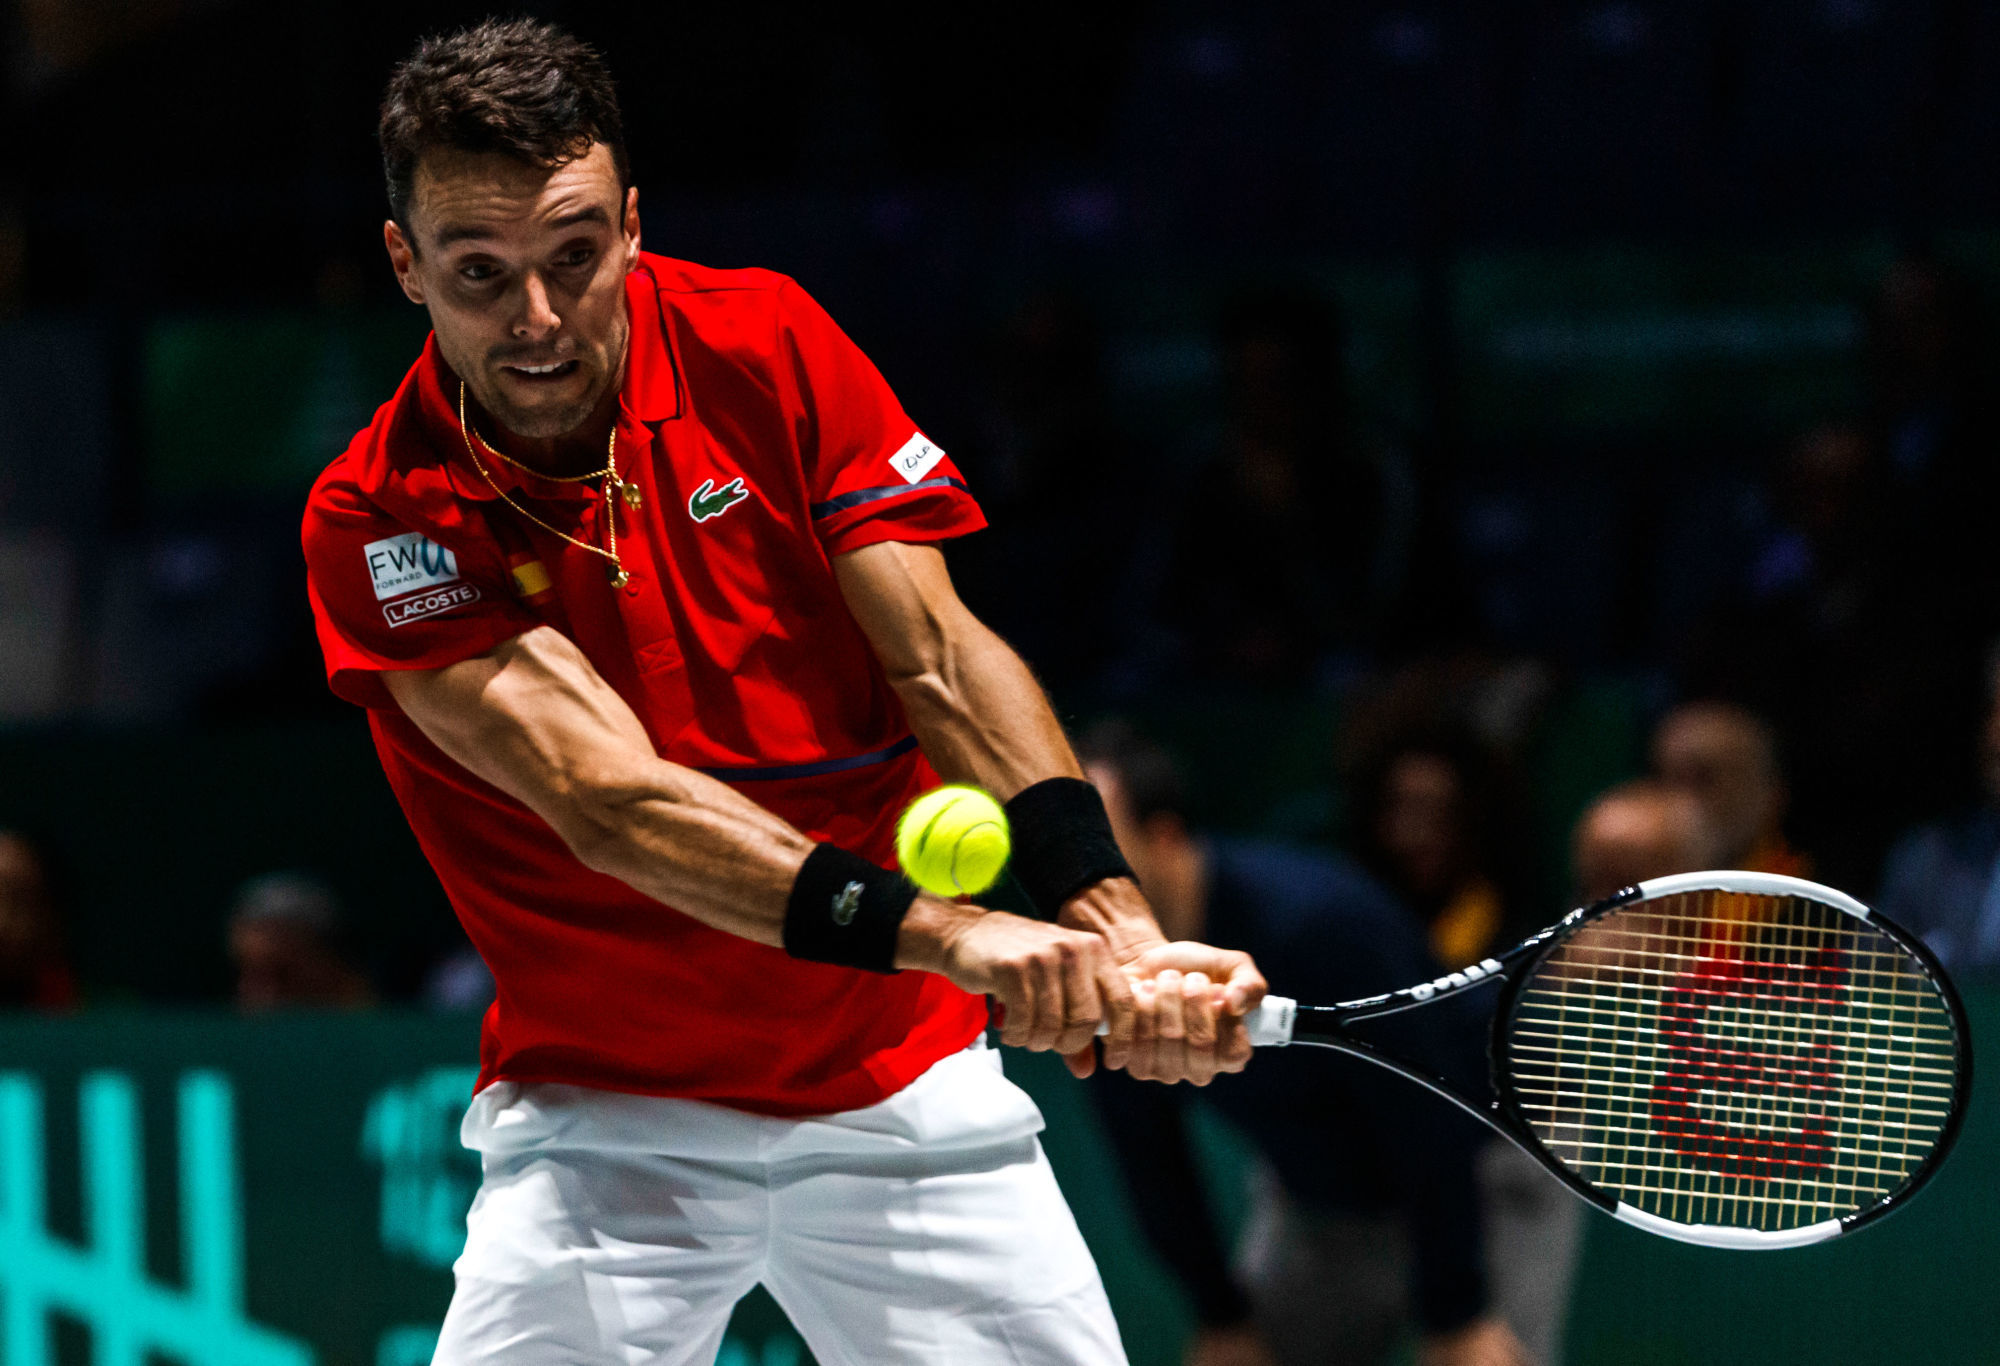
[1217,870,1971,1249]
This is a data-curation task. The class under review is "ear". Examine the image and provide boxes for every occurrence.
[383,220,425,305]
[622,185,642,271]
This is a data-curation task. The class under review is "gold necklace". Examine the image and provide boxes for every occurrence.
[468,412,644,510]
[458,381,634,588]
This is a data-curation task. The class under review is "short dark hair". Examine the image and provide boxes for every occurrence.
[1076,719,1189,824]
[379,17,630,233]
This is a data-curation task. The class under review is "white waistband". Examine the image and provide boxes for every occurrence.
[461,1042,1045,1164]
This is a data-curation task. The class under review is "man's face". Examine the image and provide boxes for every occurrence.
[1653,710,1778,865]
[1376,753,1464,899]
[385,143,639,441]
[1572,793,1709,905]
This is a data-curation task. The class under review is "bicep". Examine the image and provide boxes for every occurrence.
[382,625,660,830]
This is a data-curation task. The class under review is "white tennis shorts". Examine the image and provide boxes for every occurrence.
[433,1042,1129,1366]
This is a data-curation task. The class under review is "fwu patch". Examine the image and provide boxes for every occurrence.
[384,583,482,627]
[887,432,946,484]
[365,533,460,601]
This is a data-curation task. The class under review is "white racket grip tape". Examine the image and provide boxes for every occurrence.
[1091,995,1298,1046]
[1247,995,1296,1046]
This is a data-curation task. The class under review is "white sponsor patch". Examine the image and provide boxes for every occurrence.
[383,582,482,627]
[364,533,460,601]
[887,431,947,484]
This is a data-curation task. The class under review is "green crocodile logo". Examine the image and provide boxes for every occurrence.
[688,477,750,523]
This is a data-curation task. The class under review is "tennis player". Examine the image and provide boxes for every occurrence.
[302,18,1265,1365]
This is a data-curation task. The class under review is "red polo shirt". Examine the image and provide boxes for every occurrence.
[302,255,989,1116]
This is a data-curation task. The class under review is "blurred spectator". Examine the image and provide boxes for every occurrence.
[1571,782,1718,905]
[1081,722,1535,1366]
[0,831,76,1010]
[1651,701,1810,876]
[228,872,374,1011]
[1156,287,1413,684]
[424,941,496,1013]
[1685,420,1967,891]
[1348,717,1534,970]
[1877,651,2000,976]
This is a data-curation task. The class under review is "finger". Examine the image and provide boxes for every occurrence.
[1179,972,1220,1086]
[997,968,1032,1048]
[1054,938,1103,1056]
[1221,952,1268,1015]
[1213,1009,1253,1073]
[1062,1043,1097,1080]
[1181,972,1217,1051]
[1153,970,1189,1084]
[1096,954,1138,1073]
[1028,949,1066,1052]
[1153,970,1187,1041]
[1126,976,1161,1081]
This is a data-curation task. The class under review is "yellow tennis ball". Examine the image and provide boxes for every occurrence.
[897,785,1011,897]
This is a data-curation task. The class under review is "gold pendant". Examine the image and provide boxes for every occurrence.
[608,564,630,589]
[621,482,644,510]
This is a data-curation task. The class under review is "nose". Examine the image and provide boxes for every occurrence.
[513,271,561,341]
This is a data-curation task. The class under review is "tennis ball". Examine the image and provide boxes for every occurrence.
[897,785,1011,897]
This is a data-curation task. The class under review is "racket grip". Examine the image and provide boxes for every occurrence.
[1090,995,1298,1047]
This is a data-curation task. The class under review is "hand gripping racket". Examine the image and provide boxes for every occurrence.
[1222,870,1971,1249]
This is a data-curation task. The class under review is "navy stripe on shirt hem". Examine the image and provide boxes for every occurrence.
[696,734,920,782]
[811,477,968,519]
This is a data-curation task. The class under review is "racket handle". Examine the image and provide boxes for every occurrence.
[1090,995,1298,1047]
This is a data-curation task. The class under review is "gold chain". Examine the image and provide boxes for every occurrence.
[458,381,632,588]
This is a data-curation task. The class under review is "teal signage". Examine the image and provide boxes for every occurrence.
[0,1070,312,1366]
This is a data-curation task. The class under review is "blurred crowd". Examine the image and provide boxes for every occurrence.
[3,244,1997,993]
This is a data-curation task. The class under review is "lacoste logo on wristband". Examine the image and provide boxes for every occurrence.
[831,880,864,926]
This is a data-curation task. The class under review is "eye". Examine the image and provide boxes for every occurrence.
[557,246,595,270]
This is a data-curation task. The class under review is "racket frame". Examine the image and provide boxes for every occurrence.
[1272,870,1973,1250]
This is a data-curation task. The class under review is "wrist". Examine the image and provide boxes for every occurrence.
[1004,776,1135,917]
[782,844,915,974]
[894,895,983,974]
[1057,877,1166,962]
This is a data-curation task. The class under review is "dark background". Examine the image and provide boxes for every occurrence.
[3,0,1998,1008]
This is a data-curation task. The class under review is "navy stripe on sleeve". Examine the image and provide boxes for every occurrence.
[696,734,920,782]
[811,477,968,520]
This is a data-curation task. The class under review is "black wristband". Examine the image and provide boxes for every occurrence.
[1003,776,1135,917]
[782,844,915,974]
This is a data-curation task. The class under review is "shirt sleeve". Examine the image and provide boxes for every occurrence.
[774,280,987,556]
[301,466,539,709]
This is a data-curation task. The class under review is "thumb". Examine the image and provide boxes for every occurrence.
[1062,1042,1099,1079]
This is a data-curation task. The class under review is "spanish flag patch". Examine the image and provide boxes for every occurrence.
[507,553,555,603]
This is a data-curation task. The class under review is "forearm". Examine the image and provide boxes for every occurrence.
[383,626,975,956]
[552,755,812,945]
[886,600,1082,800]
[883,619,1163,950]
[570,761,986,968]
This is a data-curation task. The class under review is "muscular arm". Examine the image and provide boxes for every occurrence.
[834,540,1266,1080]
[381,625,1126,1025]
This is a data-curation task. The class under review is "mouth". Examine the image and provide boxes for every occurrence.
[498,358,583,384]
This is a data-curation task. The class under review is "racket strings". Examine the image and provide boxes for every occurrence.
[1502,889,1960,1232]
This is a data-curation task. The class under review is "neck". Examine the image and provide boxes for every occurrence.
[471,375,625,479]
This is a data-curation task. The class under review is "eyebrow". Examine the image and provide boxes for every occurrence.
[432,204,613,251]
